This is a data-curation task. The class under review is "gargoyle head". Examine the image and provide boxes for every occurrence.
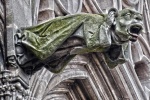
[113,8,143,43]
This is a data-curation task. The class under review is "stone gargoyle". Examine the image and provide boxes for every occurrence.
[13,8,143,74]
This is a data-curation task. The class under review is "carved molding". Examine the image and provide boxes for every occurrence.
[2,0,150,100]
[28,0,150,100]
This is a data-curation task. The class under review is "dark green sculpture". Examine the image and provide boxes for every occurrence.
[15,8,143,73]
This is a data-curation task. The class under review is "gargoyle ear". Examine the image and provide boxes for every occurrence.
[108,8,118,17]
[108,8,118,26]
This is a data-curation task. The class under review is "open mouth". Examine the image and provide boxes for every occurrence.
[128,24,143,42]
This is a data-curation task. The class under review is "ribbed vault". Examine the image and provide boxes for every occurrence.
[4,0,149,100]
[27,0,150,100]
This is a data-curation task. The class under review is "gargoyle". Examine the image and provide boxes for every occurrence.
[13,8,143,74]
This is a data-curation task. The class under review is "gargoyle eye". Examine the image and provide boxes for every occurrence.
[124,13,131,20]
[134,15,142,21]
[135,17,142,21]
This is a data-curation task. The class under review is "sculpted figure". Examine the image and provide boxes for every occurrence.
[14,8,143,74]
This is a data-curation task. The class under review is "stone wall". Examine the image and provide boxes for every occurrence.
[3,0,150,100]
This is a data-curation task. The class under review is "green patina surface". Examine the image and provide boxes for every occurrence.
[21,13,108,60]
[19,8,143,71]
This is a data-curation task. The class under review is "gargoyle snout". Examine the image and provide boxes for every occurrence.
[128,23,143,35]
[129,25,142,35]
[128,23,143,42]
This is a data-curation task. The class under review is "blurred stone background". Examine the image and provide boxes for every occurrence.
[2,0,150,100]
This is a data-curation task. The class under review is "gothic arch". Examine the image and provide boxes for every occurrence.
[3,0,150,100]
[27,0,150,100]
